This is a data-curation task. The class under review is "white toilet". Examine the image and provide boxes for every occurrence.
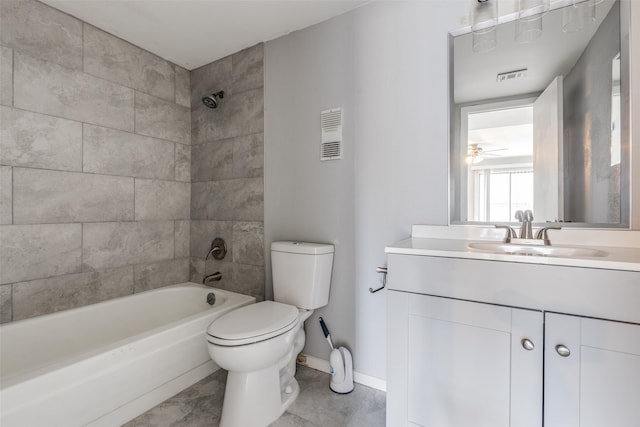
[206,241,334,427]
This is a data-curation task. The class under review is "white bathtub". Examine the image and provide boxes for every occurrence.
[0,283,254,427]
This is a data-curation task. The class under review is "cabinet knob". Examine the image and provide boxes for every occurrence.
[521,338,535,351]
[555,344,571,357]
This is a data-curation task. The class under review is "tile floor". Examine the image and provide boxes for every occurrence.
[124,365,386,427]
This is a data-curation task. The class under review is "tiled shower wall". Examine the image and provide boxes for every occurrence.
[189,45,265,301]
[0,0,192,323]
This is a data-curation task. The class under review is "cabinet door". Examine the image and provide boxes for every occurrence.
[388,291,543,427]
[545,313,640,427]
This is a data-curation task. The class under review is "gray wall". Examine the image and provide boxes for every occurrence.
[265,12,356,365]
[564,2,621,224]
[189,45,265,301]
[0,0,191,323]
[265,1,464,380]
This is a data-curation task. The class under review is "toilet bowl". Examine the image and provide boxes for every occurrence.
[206,241,334,427]
[207,302,313,427]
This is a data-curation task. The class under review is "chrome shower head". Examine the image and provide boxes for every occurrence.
[202,90,224,109]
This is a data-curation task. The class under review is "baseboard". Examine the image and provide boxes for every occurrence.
[297,353,387,392]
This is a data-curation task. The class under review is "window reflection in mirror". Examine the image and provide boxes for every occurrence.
[464,103,534,222]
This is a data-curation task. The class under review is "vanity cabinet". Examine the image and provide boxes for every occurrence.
[387,291,543,427]
[386,253,640,427]
[544,313,640,427]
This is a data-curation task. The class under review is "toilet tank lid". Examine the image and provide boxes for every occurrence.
[271,241,334,255]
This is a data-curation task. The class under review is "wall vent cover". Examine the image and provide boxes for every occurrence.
[320,108,343,161]
[496,68,528,82]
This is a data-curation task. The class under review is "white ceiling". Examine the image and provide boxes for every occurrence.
[41,0,369,70]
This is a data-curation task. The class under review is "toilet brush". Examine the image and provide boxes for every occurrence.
[318,317,354,394]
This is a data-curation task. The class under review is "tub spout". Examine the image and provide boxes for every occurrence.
[203,272,222,285]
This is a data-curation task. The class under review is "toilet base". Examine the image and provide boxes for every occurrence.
[219,367,299,427]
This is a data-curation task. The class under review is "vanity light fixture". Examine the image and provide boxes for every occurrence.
[516,0,549,43]
[471,0,497,53]
[563,0,597,32]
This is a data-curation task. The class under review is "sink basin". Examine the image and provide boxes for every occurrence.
[467,242,608,258]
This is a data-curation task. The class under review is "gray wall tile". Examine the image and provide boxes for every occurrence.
[189,257,205,284]
[83,221,174,270]
[135,92,190,144]
[135,179,190,220]
[14,52,134,131]
[190,56,232,108]
[231,263,265,301]
[83,25,175,102]
[134,258,190,293]
[190,220,233,260]
[13,168,134,224]
[196,87,264,143]
[0,166,11,224]
[0,0,82,70]
[191,140,233,182]
[175,66,190,108]
[0,284,11,323]
[12,266,134,320]
[1,45,12,106]
[0,223,82,284]
[232,222,264,266]
[175,220,190,258]
[233,133,264,178]
[83,124,174,180]
[175,143,191,182]
[191,180,237,220]
[0,106,82,171]
[234,178,264,221]
[232,44,264,93]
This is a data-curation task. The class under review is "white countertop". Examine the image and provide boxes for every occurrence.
[385,225,640,272]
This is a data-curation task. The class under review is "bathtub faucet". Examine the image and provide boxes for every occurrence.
[203,272,222,285]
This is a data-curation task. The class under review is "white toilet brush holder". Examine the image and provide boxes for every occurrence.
[319,317,354,394]
[329,346,354,394]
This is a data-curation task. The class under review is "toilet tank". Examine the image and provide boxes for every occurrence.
[271,242,334,310]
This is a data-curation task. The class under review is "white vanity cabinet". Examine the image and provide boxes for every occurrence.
[544,313,640,427]
[387,291,543,427]
[386,252,640,427]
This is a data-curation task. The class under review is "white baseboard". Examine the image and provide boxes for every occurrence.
[297,353,386,392]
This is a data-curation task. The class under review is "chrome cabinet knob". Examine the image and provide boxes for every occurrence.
[521,338,535,351]
[555,344,571,357]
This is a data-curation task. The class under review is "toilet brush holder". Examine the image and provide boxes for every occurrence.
[329,346,354,394]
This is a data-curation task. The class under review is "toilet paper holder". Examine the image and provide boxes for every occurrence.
[369,267,387,293]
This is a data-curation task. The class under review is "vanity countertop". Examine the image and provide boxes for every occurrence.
[385,225,640,272]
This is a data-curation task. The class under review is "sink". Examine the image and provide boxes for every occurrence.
[467,242,608,258]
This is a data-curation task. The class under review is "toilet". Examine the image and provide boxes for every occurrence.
[206,241,334,427]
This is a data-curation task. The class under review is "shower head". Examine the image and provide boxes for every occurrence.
[202,91,224,109]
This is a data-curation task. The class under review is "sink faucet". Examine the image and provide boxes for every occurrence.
[203,272,222,285]
[534,226,562,245]
[515,210,534,239]
[495,225,517,243]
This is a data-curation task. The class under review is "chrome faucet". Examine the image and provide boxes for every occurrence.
[534,226,562,245]
[495,225,517,243]
[203,272,222,285]
[515,210,534,239]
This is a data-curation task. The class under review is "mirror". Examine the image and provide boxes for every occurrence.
[450,0,630,228]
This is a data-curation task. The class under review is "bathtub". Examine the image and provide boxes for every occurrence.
[0,283,254,427]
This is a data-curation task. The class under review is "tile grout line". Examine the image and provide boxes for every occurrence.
[3,104,190,147]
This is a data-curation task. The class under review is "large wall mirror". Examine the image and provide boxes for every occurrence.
[450,0,630,228]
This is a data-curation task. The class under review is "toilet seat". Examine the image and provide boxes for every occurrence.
[207,301,299,346]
